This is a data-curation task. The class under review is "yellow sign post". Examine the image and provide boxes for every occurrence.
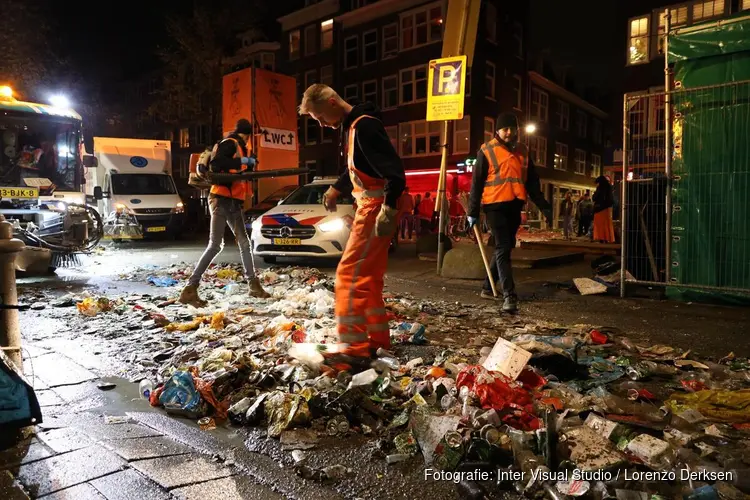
[426,56,467,122]
[432,0,481,276]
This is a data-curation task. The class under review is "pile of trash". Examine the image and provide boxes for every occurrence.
[58,264,750,498]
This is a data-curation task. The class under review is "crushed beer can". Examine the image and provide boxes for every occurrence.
[326,415,350,436]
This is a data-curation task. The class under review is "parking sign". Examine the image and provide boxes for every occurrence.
[426,56,467,122]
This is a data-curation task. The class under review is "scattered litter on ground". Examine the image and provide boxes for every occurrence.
[23,262,750,497]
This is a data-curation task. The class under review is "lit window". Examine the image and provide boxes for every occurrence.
[557,101,569,130]
[628,16,649,65]
[658,7,687,54]
[320,65,333,86]
[321,19,334,51]
[179,128,190,148]
[383,23,398,58]
[693,0,724,20]
[529,136,547,167]
[512,21,523,58]
[363,30,378,64]
[554,142,568,170]
[400,2,443,50]
[453,116,470,155]
[591,154,601,178]
[531,88,549,122]
[399,120,443,158]
[485,61,496,99]
[576,111,587,138]
[486,3,497,43]
[345,36,358,69]
[483,117,494,143]
[304,25,316,56]
[289,30,301,60]
[382,75,398,109]
[512,74,522,109]
[304,116,318,145]
[400,65,427,104]
[362,80,377,103]
[574,149,586,175]
[744,0,750,10]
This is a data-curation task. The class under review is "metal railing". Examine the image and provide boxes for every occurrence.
[621,80,750,296]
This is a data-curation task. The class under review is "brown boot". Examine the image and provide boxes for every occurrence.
[248,278,271,299]
[179,284,207,307]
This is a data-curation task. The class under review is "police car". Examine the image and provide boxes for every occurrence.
[250,178,357,263]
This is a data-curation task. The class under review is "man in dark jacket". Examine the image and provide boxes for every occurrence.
[468,112,552,313]
[299,84,405,366]
[179,118,271,306]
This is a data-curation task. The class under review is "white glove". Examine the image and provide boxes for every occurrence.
[375,205,399,237]
[323,187,339,212]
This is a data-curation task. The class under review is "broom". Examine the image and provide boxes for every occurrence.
[456,192,497,298]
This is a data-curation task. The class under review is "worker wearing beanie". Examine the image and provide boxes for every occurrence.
[467,112,552,313]
[180,118,271,306]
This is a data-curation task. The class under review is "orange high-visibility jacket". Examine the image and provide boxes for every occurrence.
[479,138,528,205]
[210,138,251,202]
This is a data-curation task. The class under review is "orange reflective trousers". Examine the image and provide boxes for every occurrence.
[335,115,391,357]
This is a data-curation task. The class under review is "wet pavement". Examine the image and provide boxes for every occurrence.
[4,240,750,499]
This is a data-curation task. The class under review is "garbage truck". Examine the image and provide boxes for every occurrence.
[0,85,103,271]
[88,137,185,241]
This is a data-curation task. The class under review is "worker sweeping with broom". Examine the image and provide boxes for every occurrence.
[298,84,406,371]
[467,112,552,313]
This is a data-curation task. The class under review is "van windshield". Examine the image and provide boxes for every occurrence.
[111,174,176,195]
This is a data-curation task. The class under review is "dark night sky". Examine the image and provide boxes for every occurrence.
[50,1,187,81]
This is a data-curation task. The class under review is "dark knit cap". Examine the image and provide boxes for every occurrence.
[235,118,253,135]
[496,112,519,130]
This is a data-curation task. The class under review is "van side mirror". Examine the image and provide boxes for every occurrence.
[83,155,98,168]
[94,186,103,201]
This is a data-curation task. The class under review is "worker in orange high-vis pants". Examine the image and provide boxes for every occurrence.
[298,84,406,371]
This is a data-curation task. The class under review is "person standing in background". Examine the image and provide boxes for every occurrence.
[577,191,594,239]
[561,191,574,240]
[397,186,415,240]
[593,176,616,243]
[418,192,435,234]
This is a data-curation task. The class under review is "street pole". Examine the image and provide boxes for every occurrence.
[664,10,673,285]
[0,215,25,372]
[436,0,472,274]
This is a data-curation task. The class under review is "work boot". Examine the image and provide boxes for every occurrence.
[248,278,271,299]
[502,294,518,314]
[179,284,207,307]
[480,290,500,301]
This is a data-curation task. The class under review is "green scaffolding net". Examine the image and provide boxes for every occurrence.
[667,13,750,303]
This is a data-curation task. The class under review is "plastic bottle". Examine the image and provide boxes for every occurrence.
[139,379,154,400]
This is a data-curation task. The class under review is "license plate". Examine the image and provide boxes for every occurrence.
[146,226,167,233]
[0,187,39,199]
[273,238,301,245]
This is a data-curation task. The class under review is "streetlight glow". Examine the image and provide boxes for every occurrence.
[50,95,70,108]
[525,123,537,134]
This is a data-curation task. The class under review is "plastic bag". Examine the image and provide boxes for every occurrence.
[666,389,750,422]
[159,371,205,418]
[455,365,539,430]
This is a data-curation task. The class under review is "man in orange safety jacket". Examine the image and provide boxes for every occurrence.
[298,84,406,369]
[468,112,552,313]
[179,118,271,306]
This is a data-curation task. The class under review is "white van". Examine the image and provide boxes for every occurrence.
[89,137,184,237]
